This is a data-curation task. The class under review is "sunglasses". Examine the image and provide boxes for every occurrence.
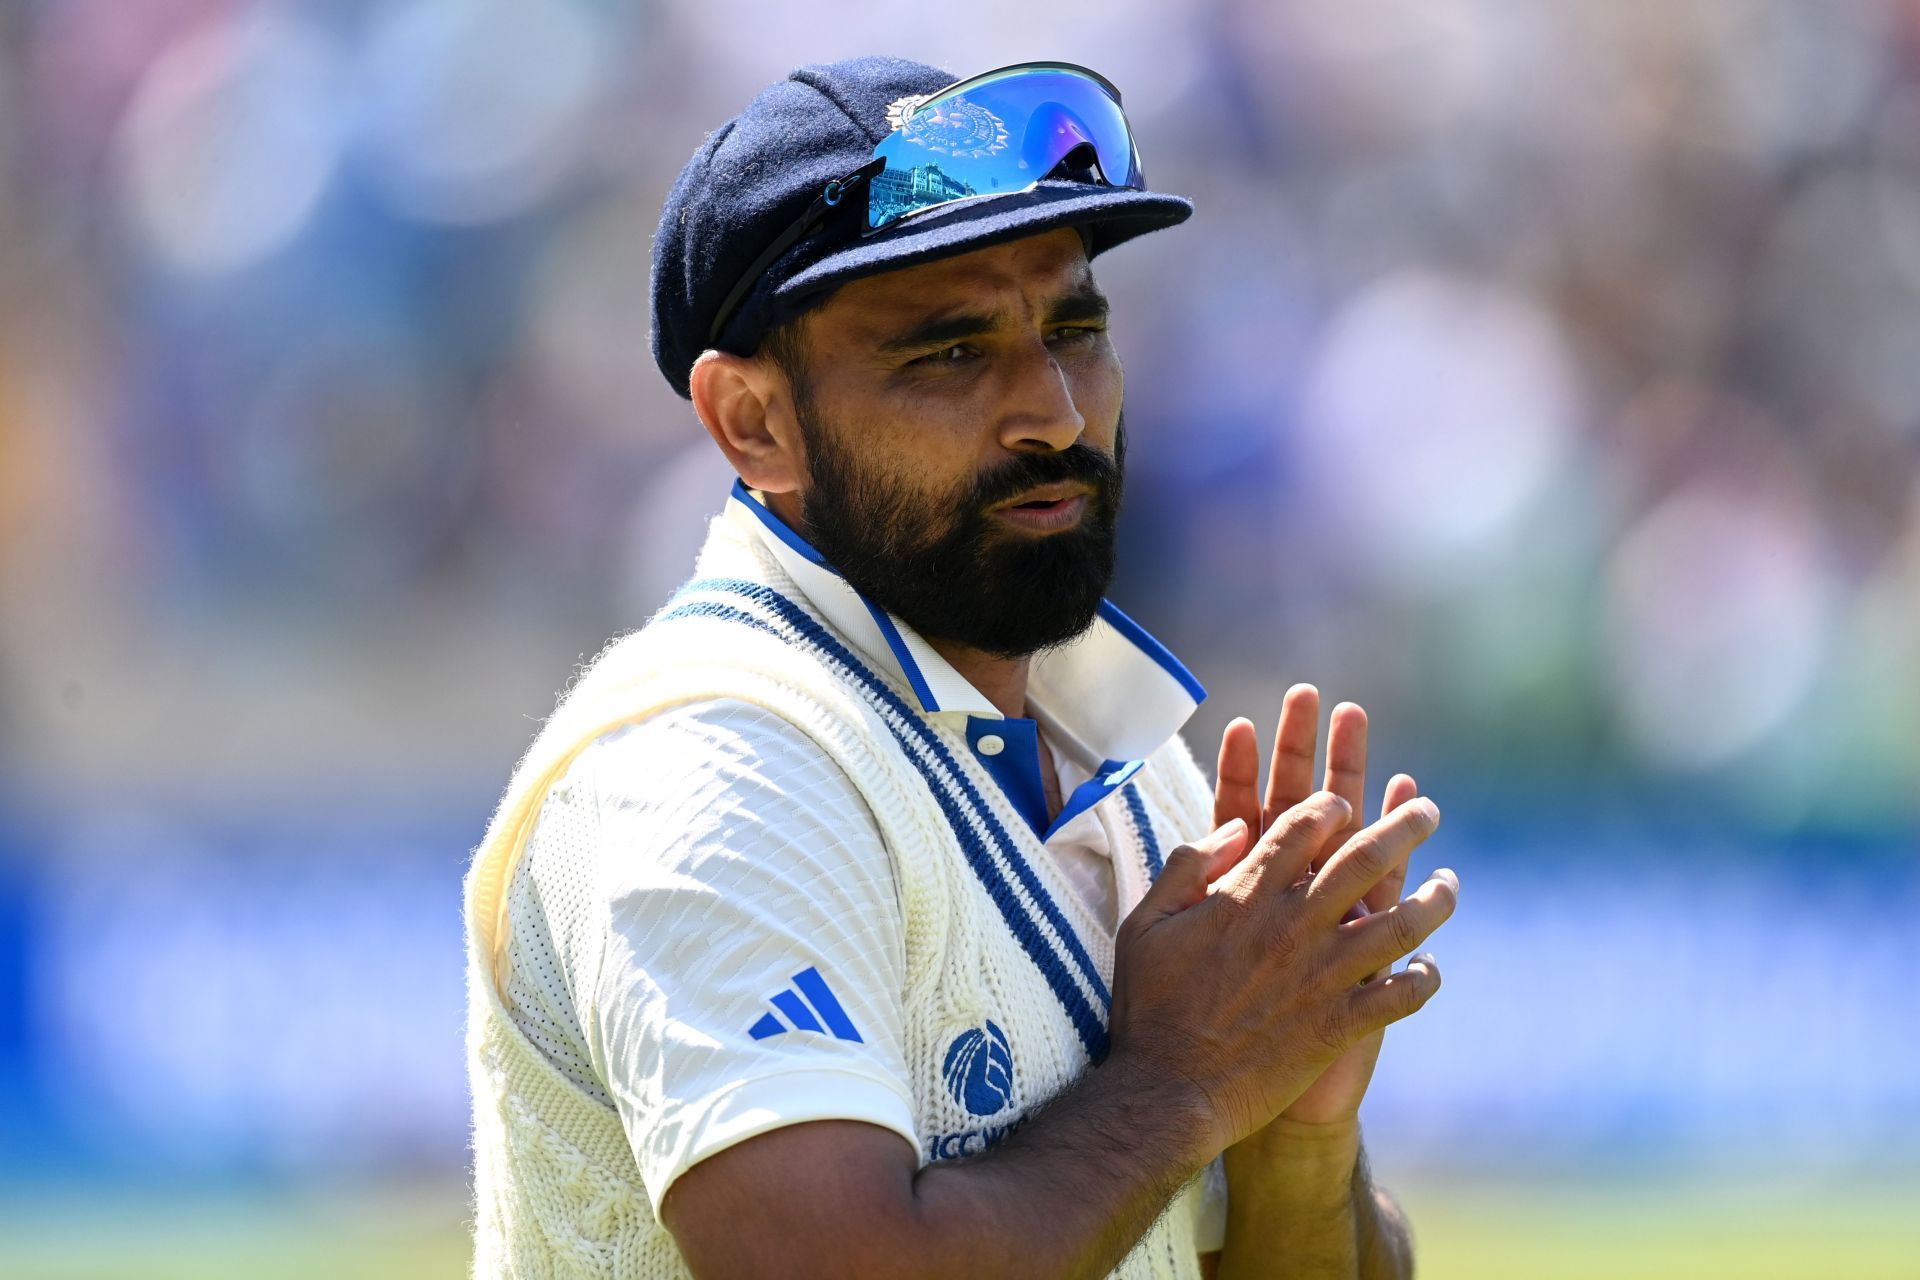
[708,61,1146,347]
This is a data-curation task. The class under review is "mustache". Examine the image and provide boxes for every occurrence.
[966,440,1122,513]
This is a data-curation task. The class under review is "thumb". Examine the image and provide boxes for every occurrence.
[1132,818,1249,926]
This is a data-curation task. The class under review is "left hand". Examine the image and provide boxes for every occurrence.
[1210,684,1428,1126]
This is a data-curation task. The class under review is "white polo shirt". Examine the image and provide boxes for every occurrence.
[502,483,1225,1244]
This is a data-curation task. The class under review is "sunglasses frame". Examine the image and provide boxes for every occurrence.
[706,61,1138,348]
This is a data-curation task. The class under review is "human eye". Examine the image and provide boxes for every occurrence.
[908,343,978,368]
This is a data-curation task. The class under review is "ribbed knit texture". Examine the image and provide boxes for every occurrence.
[463,509,1219,1278]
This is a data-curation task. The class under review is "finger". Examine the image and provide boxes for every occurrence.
[1334,868,1459,985]
[1322,702,1369,851]
[1304,798,1441,923]
[1362,773,1422,917]
[1126,819,1251,931]
[1218,790,1351,899]
[1261,684,1320,831]
[1347,952,1442,1031]
[1214,718,1262,835]
[1382,773,1420,813]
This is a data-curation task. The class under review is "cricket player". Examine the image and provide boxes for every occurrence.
[463,56,1459,1278]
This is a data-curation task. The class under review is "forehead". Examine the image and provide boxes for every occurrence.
[811,227,1095,339]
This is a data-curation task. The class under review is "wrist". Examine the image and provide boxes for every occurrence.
[1093,1046,1222,1170]
[1245,1113,1362,1146]
[1224,1114,1360,1206]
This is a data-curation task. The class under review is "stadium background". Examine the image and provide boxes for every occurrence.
[1,1,1916,1276]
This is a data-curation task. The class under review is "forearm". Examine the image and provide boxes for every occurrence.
[904,1052,1217,1280]
[1217,1118,1412,1280]
[1351,1135,1414,1279]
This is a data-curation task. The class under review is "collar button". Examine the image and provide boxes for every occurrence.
[975,734,1006,757]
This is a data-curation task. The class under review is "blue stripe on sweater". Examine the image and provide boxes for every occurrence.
[681,578,1112,1008]
[1122,783,1164,882]
[658,586,1112,1060]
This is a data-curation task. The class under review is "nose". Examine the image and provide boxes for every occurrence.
[995,337,1086,453]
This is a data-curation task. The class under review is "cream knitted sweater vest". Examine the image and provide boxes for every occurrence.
[463,510,1219,1279]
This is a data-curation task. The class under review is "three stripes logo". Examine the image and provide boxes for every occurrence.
[747,966,864,1043]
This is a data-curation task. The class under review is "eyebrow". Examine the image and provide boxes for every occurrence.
[876,282,1111,357]
[1045,281,1111,327]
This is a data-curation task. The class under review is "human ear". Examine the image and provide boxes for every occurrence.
[688,350,805,494]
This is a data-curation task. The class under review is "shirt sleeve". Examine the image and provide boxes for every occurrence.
[1191,1155,1228,1252]
[571,698,919,1215]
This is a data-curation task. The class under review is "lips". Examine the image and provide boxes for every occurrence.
[991,482,1096,513]
[991,492,1090,531]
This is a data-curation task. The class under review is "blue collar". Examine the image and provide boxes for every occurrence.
[723,480,1205,838]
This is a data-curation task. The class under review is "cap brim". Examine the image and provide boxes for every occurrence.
[774,179,1193,307]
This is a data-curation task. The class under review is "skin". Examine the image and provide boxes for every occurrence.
[692,227,1116,721]
[677,227,1459,1278]
[1209,689,1448,1277]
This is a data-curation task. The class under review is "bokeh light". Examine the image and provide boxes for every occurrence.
[1296,271,1580,587]
[355,0,609,226]
[1604,472,1834,767]
[116,12,342,275]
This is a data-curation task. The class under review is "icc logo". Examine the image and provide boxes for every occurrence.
[943,1021,1014,1117]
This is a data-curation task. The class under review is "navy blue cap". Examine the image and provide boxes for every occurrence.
[649,56,1194,400]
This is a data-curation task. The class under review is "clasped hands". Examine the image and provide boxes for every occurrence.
[1107,684,1458,1154]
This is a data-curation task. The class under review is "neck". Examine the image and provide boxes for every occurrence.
[924,637,1031,720]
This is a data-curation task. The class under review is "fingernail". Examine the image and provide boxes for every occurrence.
[1318,791,1351,817]
[1222,817,1247,837]
[1433,867,1458,891]
[1416,798,1440,824]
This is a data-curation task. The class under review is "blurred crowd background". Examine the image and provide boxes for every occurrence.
[1,0,1917,1274]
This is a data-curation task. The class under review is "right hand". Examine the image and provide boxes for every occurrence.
[1105,788,1454,1154]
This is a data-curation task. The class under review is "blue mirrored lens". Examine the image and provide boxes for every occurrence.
[867,68,1140,231]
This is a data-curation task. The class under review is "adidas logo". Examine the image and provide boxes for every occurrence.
[747,966,864,1043]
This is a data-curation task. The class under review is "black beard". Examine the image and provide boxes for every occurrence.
[795,403,1126,661]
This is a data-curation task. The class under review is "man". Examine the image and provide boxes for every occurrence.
[462,57,1458,1279]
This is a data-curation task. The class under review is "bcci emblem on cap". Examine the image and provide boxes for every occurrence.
[886,91,1011,160]
[943,1021,1015,1117]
